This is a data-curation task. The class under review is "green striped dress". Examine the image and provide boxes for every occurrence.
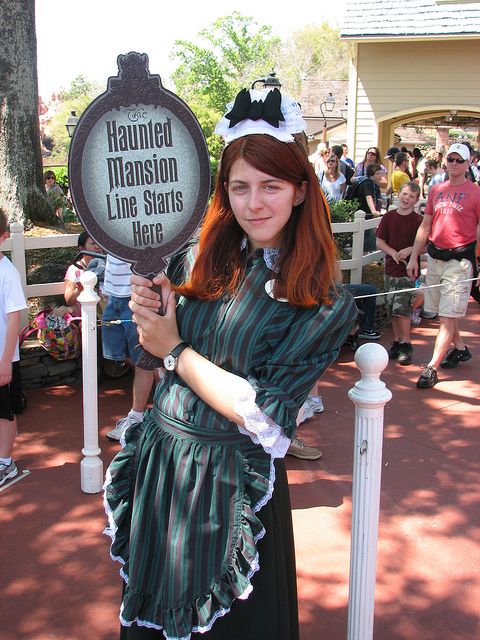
[104,245,356,640]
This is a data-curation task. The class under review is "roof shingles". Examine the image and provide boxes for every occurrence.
[341,0,480,37]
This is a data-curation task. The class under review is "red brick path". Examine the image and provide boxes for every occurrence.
[2,302,479,639]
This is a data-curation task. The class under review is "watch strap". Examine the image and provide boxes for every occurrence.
[168,341,190,361]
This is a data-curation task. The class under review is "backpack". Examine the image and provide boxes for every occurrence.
[340,160,355,186]
[19,307,81,361]
[343,179,363,202]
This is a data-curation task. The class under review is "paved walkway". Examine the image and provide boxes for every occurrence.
[2,301,479,640]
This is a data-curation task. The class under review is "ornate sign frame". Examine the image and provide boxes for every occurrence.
[69,51,211,277]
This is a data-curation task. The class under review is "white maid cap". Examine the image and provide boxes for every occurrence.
[214,88,306,144]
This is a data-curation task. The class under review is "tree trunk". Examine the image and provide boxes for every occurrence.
[0,0,59,225]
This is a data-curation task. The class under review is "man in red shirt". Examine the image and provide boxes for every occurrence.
[407,143,480,388]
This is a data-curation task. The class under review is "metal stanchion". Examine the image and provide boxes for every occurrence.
[78,271,103,493]
[347,342,391,640]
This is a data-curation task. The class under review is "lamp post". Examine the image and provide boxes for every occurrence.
[251,71,282,90]
[320,92,336,128]
[319,92,335,143]
[65,110,79,138]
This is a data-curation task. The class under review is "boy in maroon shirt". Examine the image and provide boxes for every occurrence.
[376,182,423,365]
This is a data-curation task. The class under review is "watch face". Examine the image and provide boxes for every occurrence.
[163,354,176,371]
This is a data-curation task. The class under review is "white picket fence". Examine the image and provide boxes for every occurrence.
[332,211,383,283]
[6,211,382,325]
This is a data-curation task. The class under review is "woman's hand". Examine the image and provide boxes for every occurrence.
[130,273,182,359]
[131,272,170,312]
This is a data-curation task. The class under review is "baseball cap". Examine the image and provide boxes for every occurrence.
[446,143,471,161]
[385,146,400,159]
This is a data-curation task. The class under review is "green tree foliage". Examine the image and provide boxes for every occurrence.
[47,75,102,160]
[275,23,349,97]
[170,16,349,161]
[61,75,102,101]
[171,13,280,159]
[184,100,224,169]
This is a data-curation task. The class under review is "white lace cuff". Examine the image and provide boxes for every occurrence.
[233,381,291,458]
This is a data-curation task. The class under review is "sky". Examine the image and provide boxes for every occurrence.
[36,0,346,99]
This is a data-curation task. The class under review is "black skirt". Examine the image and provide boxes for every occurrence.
[119,459,299,640]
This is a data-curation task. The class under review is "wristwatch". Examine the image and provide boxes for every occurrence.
[163,341,190,371]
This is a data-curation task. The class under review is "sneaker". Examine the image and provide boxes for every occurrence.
[106,413,139,441]
[0,460,18,486]
[357,328,381,340]
[287,438,322,460]
[388,340,402,359]
[440,346,472,369]
[397,342,413,366]
[297,396,325,425]
[416,365,438,389]
[410,308,421,325]
[304,395,324,414]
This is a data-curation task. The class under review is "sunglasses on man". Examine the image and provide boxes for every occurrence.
[446,157,466,164]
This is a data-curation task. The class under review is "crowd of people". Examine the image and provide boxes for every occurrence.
[310,137,480,390]
[310,139,480,203]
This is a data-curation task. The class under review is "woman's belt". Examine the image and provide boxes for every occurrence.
[151,405,247,445]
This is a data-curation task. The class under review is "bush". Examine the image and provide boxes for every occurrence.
[327,197,359,223]
[326,197,360,257]
[46,190,65,212]
[62,208,77,223]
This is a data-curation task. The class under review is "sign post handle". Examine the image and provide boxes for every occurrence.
[133,274,166,371]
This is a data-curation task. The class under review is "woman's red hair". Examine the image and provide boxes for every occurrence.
[175,134,338,307]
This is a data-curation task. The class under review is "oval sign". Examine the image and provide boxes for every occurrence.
[69,51,211,277]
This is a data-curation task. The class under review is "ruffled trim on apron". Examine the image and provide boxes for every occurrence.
[103,411,278,640]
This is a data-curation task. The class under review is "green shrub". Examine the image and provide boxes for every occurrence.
[327,197,359,223]
[46,190,65,211]
[62,208,77,223]
[326,197,360,258]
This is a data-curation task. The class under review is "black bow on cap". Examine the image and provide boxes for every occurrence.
[225,88,285,129]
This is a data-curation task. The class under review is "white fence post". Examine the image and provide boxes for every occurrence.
[347,342,391,640]
[78,271,103,493]
[350,210,366,284]
[9,222,29,327]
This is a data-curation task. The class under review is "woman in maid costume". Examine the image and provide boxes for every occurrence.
[104,86,357,640]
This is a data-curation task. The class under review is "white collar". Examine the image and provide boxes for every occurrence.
[240,238,282,273]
